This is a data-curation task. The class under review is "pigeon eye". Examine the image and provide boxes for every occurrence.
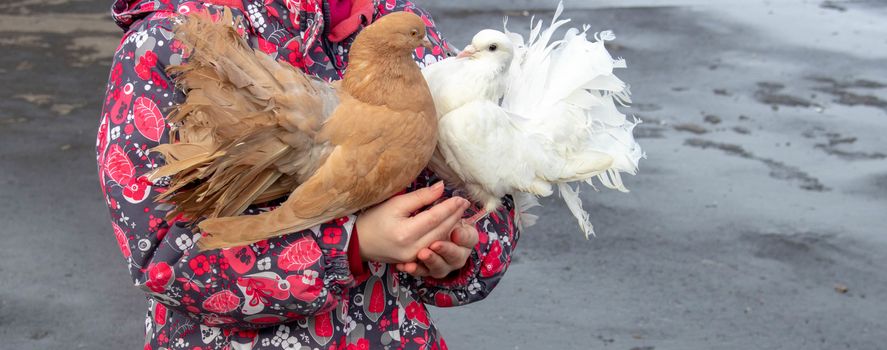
[410,29,418,37]
[489,44,498,51]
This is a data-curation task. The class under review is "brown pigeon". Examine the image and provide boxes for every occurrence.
[151,9,438,250]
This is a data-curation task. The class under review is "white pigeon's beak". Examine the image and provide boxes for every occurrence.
[457,45,477,59]
[421,37,433,49]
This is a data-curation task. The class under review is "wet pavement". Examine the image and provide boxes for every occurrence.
[1,0,885,349]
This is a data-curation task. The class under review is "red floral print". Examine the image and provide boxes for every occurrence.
[104,144,134,186]
[222,246,255,273]
[132,96,165,142]
[153,303,167,325]
[189,255,212,275]
[481,240,505,277]
[112,222,131,258]
[122,175,152,203]
[145,262,173,293]
[322,227,344,245]
[405,301,430,327]
[202,290,242,313]
[277,237,322,272]
[434,292,453,307]
[135,50,158,80]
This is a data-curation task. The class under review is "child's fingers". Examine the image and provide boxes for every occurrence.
[417,247,434,260]
[413,204,468,248]
[390,181,446,213]
[429,241,467,266]
[398,262,430,277]
[452,221,480,249]
[409,197,468,235]
[418,248,451,278]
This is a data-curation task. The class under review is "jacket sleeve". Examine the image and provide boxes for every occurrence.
[377,1,522,306]
[97,9,358,330]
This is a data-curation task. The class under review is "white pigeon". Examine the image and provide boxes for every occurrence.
[422,2,643,237]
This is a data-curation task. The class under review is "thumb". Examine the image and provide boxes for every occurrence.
[390,181,445,214]
[451,220,479,249]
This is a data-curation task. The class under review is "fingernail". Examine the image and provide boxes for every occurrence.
[432,181,444,190]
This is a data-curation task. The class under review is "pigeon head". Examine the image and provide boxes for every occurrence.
[356,12,432,52]
[458,29,514,66]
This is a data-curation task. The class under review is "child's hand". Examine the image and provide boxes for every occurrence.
[355,181,470,264]
[395,220,479,279]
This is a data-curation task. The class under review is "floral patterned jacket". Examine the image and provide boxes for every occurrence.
[97,0,519,349]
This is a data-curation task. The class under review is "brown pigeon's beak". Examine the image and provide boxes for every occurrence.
[421,37,433,49]
[457,45,477,59]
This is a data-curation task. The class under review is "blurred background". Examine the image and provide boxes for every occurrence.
[1,0,886,349]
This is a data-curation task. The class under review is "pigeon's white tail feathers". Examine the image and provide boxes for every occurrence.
[557,183,594,238]
[591,168,627,192]
[503,0,642,190]
[513,192,540,231]
[544,150,613,183]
